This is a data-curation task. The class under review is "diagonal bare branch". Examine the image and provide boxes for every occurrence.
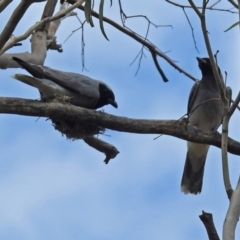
[228,0,238,8]
[0,0,47,52]
[0,0,85,55]
[37,0,58,32]
[67,0,198,82]
[0,0,13,13]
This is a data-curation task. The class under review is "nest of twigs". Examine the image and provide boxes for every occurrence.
[49,117,105,140]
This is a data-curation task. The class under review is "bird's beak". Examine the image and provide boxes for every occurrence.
[196,57,207,65]
[108,99,118,108]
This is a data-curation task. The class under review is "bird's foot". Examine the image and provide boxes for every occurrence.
[54,95,73,104]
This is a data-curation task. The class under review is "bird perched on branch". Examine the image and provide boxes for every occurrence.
[12,57,117,109]
[181,57,225,194]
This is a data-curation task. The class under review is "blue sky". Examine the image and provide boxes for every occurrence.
[0,1,240,239]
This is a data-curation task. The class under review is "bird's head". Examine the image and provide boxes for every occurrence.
[196,57,221,77]
[96,83,118,109]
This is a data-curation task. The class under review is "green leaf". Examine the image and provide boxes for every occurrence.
[84,0,94,27]
[99,0,109,41]
[224,21,240,32]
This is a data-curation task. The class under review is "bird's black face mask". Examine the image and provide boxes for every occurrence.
[97,83,118,109]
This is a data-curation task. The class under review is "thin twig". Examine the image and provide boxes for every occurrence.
[189,0,228,106]
[150,49,169,82]
[118,0,171,81]
[182,8,199,52]
[67,0,198,82]
[166,0,238,13]
[0,0,85,55]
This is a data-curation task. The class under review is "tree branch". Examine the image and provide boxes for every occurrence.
[0,0,13,13]
[0,31,47,68]
[149,49,169,82]
[47,2,77,52]
[67,0,198,82]
[0,0,46,52]
[221,87,234,199]
[228,0,238,8]
[189,0,228,106]
[0,97,240,155]
[83,136,119,164]
[0,0,84,56]
[37,0,58,32]
[199,211,220,240]
[166,0,238,13]
[223,177,240,240]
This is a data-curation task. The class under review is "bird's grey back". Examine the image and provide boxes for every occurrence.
[40,66,104,99]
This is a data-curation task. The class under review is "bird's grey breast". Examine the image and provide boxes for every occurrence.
[188,82,223,131]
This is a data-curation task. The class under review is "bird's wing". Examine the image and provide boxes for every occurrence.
[187,81,200,116]
[12,74,98,108]
[43,67,100,98]
[12,57,100,100]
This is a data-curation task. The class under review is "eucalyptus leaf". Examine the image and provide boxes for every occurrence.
[224,21,240,32]
[84,0,94,27]
[99,0,109,40]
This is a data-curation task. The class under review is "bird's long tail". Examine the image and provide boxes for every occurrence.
[181,152,207,194]
[12,57,43,78]
[12,74,62,97]
[12,74,39,87]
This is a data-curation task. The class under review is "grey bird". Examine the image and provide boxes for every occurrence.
[181,57,224,194]
[12,57,117,109]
